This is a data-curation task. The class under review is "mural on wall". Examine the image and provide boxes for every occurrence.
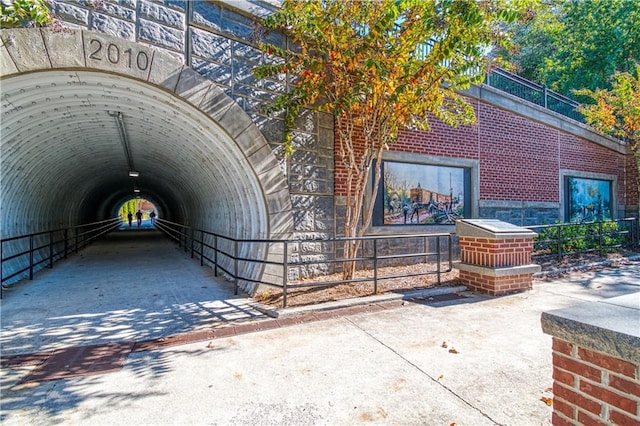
[566,177,612,222]
[378,161,467,225]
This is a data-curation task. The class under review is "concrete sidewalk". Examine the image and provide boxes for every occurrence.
[1,230,639,425]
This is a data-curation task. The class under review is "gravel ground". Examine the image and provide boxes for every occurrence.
[253,250,640,308]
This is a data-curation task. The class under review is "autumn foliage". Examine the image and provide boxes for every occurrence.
[577,65,640,219]
[253,0,531,279]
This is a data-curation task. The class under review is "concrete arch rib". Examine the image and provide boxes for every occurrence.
[1,28,293,293]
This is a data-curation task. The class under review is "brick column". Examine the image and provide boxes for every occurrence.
[542,294,640,425]
[456,219,541,295]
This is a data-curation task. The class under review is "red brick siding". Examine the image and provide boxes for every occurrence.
[334,97,635,208]
[550,337,640,425]
[459,236,533,268]
[477,103,559,202]
[458,270,533,294]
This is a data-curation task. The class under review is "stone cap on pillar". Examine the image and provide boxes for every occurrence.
[456,219,538,239]
[541,292,640,364]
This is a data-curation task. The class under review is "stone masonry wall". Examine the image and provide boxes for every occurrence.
[50,0,336,275]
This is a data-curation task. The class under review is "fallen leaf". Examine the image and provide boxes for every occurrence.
[437,374,444,381]
[448,348,459,354]
[441,341,448,348]
[206,341,215,348]
[540,396,553,406]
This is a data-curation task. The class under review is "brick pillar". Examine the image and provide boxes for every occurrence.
[542,294,640,425]
[456,219,540,295]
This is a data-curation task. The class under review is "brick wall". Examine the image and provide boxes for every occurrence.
[459,237,534,268]
[458,271,533,294]
[335,96,637,227]
[551,337,640,425]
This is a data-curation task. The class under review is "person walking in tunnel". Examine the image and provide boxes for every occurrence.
[136,210,143,227]
[149,210,156,225]
[127,212,133,227]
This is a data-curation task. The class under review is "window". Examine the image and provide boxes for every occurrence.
[565,177,612,222]
[373,160,471,226]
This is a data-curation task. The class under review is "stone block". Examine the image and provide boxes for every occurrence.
[198,85,234,121]
[139,18,184,52]
[0,33,18,75]
[233,41,262,62]
[41,29,84,68]
[217,102,253,139]
[174,67,211,107]
[139,0,185,28]
[265,187,293,217]
[90,13,135,40]
[317,126,335,150]
[0,29,49,72]
[191,1,223,32]
[291,149,318,166]
[158,1,186,12]
[191,28,231,62]
[291,132,317,150]
[192,58,232,87]
[93,1,135,22]
[294,109,317,133]
[147,48,183,91]
[268,211,294,237]
[82,31,153,80]
[51,1,90,26]
[220,7,254,41]
[232,58,257,85]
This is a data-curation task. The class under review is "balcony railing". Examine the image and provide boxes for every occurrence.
[485,68,584,123]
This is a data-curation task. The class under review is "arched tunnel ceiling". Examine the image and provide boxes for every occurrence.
[1,70,269,237]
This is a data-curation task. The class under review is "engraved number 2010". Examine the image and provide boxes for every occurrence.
[88,39,149,71]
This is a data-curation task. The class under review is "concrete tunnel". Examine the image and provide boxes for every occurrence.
[1,29,294,292]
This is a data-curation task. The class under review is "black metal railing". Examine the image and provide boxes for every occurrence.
[412,33,585,123]
[0,218,122,297]
[155,219,455,308]
[485,68,584,123]
[529,218,639,261]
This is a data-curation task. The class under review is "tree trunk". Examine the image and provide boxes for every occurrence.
[340,137,386,282]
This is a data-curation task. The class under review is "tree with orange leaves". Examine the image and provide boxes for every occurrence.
[253,0,533,279]
[577,65,640,220]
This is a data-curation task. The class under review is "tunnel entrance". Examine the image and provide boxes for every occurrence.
[1,29,293,293]
[118,198,159,229]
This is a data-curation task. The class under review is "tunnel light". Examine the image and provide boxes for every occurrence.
[134,188,141,193]
[129,171,139,177]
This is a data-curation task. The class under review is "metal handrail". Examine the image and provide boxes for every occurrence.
[484,68,584,123]
[0,217,122,297]
[154,218,454,308]
[411,30,584,123]
[529,217,639,260]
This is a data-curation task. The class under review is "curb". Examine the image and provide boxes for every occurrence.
[533,254,640,280]
[251,284,469,318]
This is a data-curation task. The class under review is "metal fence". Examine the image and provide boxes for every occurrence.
[529,218,639,261]
[0,218,122,298]
[413,33,584,123]
[155,219,455,308]
[485,68,584,123]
